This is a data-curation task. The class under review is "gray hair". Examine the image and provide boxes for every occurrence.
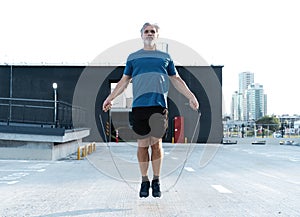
[140,22,160,35]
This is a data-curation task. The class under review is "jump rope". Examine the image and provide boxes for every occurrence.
[84,109,201,194]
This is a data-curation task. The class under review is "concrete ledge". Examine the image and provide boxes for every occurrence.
[0,128,89,143]
[0,125,65,136]
[0,128,90,160]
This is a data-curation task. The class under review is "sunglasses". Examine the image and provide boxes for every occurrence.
[144,30,156,34]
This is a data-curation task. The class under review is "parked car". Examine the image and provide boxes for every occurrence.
[273,132,282,138]
[279,140,299,146]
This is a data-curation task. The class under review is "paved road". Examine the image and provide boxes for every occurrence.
[0,142,299,217]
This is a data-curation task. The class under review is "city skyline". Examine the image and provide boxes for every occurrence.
[231,72,267,121]
[0,0,299,115]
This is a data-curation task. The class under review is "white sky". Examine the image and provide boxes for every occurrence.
[0,0,299,116]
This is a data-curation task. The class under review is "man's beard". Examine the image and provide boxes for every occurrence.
[144,38,156,46]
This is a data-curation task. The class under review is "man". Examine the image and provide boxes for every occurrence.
[102,22,199,198]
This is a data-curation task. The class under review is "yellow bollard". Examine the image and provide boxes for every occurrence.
[185,137,188,143]
[87,144,90,155]
[77,147,81,160]
[89,144,92,154]
[82,146,86,157]
[172,137,174,143]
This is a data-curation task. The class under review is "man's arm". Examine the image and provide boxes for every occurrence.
[169,74,199,111]
[102,75,132,112]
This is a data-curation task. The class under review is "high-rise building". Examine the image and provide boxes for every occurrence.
[264,94,267,117]
[231,91,238,120]
[239,72,254,120]
[239,72,254,93]
[246,83,266,120]
[231,91,243,121]
[231,72,267,121]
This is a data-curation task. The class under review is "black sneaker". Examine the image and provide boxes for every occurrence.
[139,181,150,198]
[151,179,161,198]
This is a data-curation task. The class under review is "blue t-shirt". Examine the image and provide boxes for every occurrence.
[123,49,177,108]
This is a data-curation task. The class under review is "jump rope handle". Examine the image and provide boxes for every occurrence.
[197,108,201,116]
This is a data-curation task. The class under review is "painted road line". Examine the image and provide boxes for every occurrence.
[7,181,19,185]
[0,160,29,163]
[0,169,46,172]
[0,181,19,185]
[0,167,46,185]
[27,163,50,168]
[184,167,195,172]
[288,180,300,185]
[257,171,279,179]
[211,185,232,193]
[0,172,29,186]
[289,158,300,162]
[0,172,29,180]
[257,171,300,185]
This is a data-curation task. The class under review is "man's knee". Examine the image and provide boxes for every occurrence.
[138,138,150,147]
[151,143,161,151]
[151,141,163,158]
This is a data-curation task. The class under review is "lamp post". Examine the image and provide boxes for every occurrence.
[9,65,13,124]
[52,83,58,127]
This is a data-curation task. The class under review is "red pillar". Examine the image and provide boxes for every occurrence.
[174,116,184,143]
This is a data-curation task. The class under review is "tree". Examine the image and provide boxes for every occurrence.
[255,115,280,132]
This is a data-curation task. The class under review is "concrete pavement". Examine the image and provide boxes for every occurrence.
[0,142,299,217]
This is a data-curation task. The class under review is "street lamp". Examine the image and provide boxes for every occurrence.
[52,83,58,127]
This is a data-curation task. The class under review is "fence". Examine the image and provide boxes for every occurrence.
[0,97,86,129]
[223,123,300,138]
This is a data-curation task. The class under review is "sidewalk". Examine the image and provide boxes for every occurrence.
[0,142,299,217]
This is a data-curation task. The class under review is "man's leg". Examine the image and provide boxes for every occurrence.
[150,137,163,198]
[150,137,163,177]
[137,137,150,176]
[137,137,151,198]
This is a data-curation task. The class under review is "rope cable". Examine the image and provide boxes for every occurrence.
[86,110,201,193]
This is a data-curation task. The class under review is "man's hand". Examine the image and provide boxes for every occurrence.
[189,97,199,111]
[102,99,112,112]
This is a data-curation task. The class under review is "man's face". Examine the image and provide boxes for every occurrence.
[142,25,158,45]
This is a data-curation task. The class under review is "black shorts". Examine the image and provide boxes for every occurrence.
[132,106,168,139]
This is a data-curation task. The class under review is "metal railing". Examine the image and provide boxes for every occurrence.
[223,123,300,138]
[0,97,86,129]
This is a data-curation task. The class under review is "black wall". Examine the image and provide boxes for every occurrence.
[0,65,83,101]
[0,65,223,143]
